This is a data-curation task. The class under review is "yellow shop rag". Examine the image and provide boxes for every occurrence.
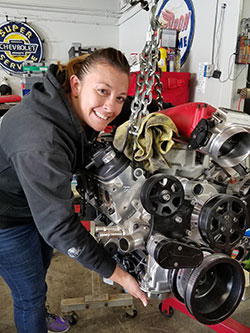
[113,113,178,172]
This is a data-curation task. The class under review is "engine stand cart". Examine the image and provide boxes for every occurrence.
[160,263,250,332]
[60,220,137,324]
[60,270,137,324]
[160,297,250,333]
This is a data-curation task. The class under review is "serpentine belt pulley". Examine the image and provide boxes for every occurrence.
[198,194,249,253]
[140,174,184,217]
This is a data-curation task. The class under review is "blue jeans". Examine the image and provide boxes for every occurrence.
[0,223,54,333]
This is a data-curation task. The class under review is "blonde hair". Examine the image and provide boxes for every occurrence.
[57,48,130,93]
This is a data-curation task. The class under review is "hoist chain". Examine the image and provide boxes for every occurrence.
[126,0,163,150]
[154,71,164,110]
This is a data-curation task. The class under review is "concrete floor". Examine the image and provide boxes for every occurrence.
[1,251,250,333]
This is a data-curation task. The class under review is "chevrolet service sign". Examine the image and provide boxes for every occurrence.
[0,21,43,73]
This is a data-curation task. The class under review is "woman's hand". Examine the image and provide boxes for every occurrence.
[109,264,148,307]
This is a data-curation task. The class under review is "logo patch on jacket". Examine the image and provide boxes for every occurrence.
[67,247,83,258]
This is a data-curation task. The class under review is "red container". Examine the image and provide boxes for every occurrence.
[128,72,190,106]
[0,94,21,103]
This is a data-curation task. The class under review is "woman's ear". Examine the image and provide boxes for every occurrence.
[70,75,80,98]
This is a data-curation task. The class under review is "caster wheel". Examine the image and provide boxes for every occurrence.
[125,306,138,318]
[63,311,79,325]
[159,302,174,318]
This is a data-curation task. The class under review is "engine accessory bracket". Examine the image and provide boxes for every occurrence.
[154,240,203,269]
[189,118,209,149]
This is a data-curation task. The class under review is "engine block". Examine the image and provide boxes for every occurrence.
[77,103,250,325]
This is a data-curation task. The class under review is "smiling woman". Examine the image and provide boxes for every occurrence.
[57,48,130,131]
[0,47,148,333]
[69,63,129,131]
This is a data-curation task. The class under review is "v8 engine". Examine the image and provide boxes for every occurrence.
[77,102,250,325]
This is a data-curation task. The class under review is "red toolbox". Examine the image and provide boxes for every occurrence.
[128,71,190,106]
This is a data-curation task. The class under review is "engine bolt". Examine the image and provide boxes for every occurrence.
[230,228,234,233]
[162,193,171,201]
[108,207,115,215]
[175,216,183,223]
[220,226,226,232]
[224,215,230,220]
[134,168,143,178]
[185,230,192,236]
[233,217,238,222]
[178,246,182,251]
[174,262,179,267]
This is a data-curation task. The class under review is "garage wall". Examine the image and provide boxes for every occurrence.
[119,0,248,110]
[0,0,120,95]
[0,0,249,109]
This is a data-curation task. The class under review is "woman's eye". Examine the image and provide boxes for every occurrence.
[97,89,108,95]
[117,96,125,103]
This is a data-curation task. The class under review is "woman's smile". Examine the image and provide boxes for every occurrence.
[93,109,109,120]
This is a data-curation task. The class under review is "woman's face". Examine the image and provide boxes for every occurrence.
[69,63,129,132]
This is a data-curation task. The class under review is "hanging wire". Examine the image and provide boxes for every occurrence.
[219,53,248,83]
[219,13,249,84]
[214,3,226,70]
[229,63,248,81]
[211,0,219,65]
[219,53,235,83]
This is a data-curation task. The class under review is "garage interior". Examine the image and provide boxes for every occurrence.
[0,0,250,332]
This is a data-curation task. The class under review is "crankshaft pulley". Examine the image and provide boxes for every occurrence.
[171,253,245,325]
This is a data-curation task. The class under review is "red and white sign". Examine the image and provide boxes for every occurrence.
[158,0,195,66]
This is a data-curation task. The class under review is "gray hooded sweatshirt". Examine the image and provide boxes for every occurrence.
[0,64,116,278]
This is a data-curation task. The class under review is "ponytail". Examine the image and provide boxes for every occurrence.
[57,54,89,93]
[57,48,130,94]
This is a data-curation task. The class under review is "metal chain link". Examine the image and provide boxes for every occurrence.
[123,0,163,152]
[154,70,164,110]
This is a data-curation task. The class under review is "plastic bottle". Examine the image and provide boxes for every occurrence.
[158,47,167,72]
[175,49,181,72]
[169,53,175,72]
